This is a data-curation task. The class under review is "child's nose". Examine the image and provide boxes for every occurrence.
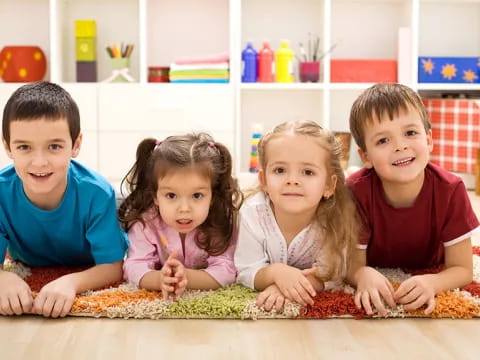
[31,151,48,166]
[178,199,191,212]
[286,176,300,186]
[394,138,408,151]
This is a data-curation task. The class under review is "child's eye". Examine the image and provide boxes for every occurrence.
[406,130,418,136]
[376,138,389,145]
[16,145,30,151]
[303,169,315,176]
[166,193,176,199]
[192,193,203,200]
[49,144,63,150]
[273,167,285,174]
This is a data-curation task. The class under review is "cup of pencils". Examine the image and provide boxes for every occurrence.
[104,43,134,83]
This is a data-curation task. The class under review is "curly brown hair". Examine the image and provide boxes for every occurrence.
[118,133,243,256]
[257,120,359,281]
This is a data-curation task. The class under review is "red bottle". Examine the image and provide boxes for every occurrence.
[257,42,274,82]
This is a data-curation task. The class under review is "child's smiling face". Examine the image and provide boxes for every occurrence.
[358,106,433,188]
[3,117,81,210]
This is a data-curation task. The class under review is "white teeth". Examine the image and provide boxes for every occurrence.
[393,158,413,165]
[32,173,49,177]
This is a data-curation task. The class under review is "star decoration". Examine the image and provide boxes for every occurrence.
[441,64,457,80]
[463,69,478,83]
[422,58,434,74]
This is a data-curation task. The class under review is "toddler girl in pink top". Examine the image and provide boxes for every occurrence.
[119,133,242,299]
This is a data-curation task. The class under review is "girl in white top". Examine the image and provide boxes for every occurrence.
[235,120,359,311]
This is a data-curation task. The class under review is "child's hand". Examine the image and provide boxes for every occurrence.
[33,275,76,317]
[273,264,316,306]
[160,252,179,300]
[394,274,436,314]
[256,284,290,312]
[0,271,33,315]
[354,266,396,316]
[303,267,324,293]
[168,259,188,298]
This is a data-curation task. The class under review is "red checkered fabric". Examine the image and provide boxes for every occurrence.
[423,99,480,174]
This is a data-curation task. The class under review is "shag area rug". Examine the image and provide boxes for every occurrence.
[5,247,480,320]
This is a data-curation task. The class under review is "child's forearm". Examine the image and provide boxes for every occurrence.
[64,260,124,294]
[184,269,221,290]
[139,270,163,291]
[253,263,284,291]
[346,249,367,286]
[431,265,473,294]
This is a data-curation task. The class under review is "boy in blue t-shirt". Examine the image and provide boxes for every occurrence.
[0,81,128,317]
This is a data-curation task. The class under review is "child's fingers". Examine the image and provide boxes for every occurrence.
[354,291,362,309]
[18,290,33,314]
[289,287,307,306]
[396,286,422,305]
[163,276,179,285]
[369,291,388,316]
[379,284,396,309]
[275,295,286,312]
[297,285,314,306]
[394,280,415,300]
[256,292,268,309]
[50,298,65,318]
[264,294,277,312]
[360,291,374,315]
[424,297,436,315]
[299,277,316,298]
[60,297,74,318]
[8,295,23,315]
[38,296,55,317]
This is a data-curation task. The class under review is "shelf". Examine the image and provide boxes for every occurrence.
[417,84,480,91]
[241,83,325,90]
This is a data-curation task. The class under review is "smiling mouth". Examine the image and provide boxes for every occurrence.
[30,172,53,178]
[392,157,415,166]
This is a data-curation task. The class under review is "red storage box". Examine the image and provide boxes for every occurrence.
[423,98,480,174]
[330,59,397,82]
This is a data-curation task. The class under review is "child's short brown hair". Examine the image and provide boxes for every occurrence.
[2,81,81,148]
[349,83,431,151]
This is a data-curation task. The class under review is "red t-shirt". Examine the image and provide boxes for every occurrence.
[347,163,479,268]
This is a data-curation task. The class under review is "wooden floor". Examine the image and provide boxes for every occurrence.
[2,193,480,360]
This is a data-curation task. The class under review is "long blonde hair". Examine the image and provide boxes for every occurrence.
[257,120,359,281]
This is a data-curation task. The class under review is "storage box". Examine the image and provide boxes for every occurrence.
[330,59,397,82]
[423,98,480,174]
[418,57,480,83]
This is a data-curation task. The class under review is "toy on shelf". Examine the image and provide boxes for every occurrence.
[103,43,135,83]
[242,42,257,83]
[418,57,480,83]
[0,46,46,82]
[249,124,263,173]
[276,40,294,83]
[75,20,97,82]
[257,41,274,82]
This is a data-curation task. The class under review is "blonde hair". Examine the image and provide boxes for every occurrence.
[350,83,431,152]
[257,120,359,281]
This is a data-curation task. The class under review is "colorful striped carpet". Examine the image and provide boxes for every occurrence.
[4,246,480,320]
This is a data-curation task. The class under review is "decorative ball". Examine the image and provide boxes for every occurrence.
[0,46,47,82]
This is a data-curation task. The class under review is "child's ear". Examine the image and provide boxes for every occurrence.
[358,147,373,169]
[71,133,83,158]
[427,129,433,153]
[2,138,12,159]
[258,169,268,192]
[324,174,337,198]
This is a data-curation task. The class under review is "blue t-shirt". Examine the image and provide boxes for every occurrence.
[0,160,128,266]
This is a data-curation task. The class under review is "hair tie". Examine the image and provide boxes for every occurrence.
[154,140,162,151]
[208,141,215,148]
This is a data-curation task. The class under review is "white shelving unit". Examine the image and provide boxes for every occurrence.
[0,0,479,182]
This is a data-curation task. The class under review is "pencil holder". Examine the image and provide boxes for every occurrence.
[299,61,320,83]
[105,57,134,83]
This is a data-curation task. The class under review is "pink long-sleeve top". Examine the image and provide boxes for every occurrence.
[123,208,237,287]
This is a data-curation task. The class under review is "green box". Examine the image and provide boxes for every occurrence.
[76,38,96,61]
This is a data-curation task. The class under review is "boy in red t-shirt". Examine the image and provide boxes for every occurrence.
[347,83,479,316]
